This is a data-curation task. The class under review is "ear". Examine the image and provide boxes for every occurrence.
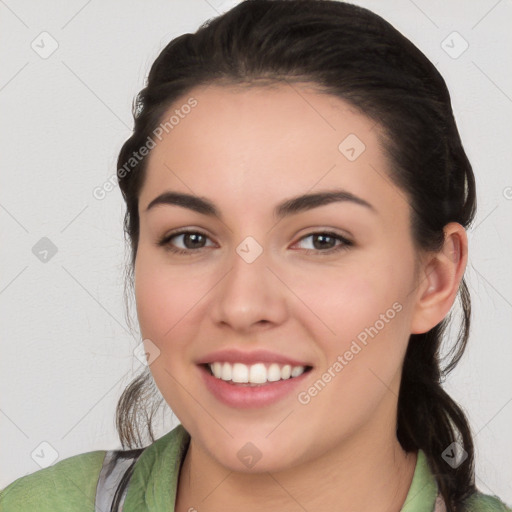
[410,222,468,334]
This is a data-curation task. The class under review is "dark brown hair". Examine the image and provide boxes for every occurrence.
[115,1,478,510]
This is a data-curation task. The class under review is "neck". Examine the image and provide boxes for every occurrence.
[175,424,417,512]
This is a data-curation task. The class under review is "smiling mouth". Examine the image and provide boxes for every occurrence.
[202,362,313,386]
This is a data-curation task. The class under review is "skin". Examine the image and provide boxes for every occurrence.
[134,83,467,512]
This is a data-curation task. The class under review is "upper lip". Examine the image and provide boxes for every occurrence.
[196,348,312,367]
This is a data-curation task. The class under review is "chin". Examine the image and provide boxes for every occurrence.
[200,432,308,474]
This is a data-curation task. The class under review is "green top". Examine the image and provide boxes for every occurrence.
[1,424,510,511]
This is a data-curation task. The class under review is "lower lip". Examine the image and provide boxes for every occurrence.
[198,365,311,409]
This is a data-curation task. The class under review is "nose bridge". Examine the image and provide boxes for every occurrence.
[232,235,268,287]
[211,235,288,330]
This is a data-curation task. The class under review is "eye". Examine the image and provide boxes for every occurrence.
[157,230,215,255]
[157,229,353,256]
[293,231,353,254]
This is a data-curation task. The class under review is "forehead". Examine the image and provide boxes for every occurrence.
[139,83,407,222]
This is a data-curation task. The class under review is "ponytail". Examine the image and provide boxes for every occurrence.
[397,279,476,511]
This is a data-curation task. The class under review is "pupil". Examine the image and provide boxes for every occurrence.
[314,234,334,250]
[185,233,205,249]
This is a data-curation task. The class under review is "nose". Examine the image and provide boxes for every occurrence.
[210,242,289,333]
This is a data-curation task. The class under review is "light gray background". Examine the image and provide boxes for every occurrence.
[1,0,511,503]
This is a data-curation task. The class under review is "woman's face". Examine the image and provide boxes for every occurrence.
[134,83,426,472]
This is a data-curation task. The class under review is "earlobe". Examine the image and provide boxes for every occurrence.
[410,223,468,334]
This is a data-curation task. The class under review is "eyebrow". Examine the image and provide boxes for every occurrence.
[145,189,376,219]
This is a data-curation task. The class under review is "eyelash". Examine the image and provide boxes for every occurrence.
[157,229,353,256]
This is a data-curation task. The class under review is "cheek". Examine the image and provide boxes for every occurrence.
[134,248,216,374]
[134,257,171,340]
[291,257,409,346]
[134,250,192,357]
[332,261,413,387]
[133,251,197,411]
[295,271,411,431]
[290,248,414,402]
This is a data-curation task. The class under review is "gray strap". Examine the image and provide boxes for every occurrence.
[95,449,143,512]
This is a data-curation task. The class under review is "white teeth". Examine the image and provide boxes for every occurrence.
[249,363,267,384]
[212,362,223,379]
[221,362,232,381]
[207,362,307,384]
[291,365,304,377]
[267,363,281,382]
[232,363,249,383]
